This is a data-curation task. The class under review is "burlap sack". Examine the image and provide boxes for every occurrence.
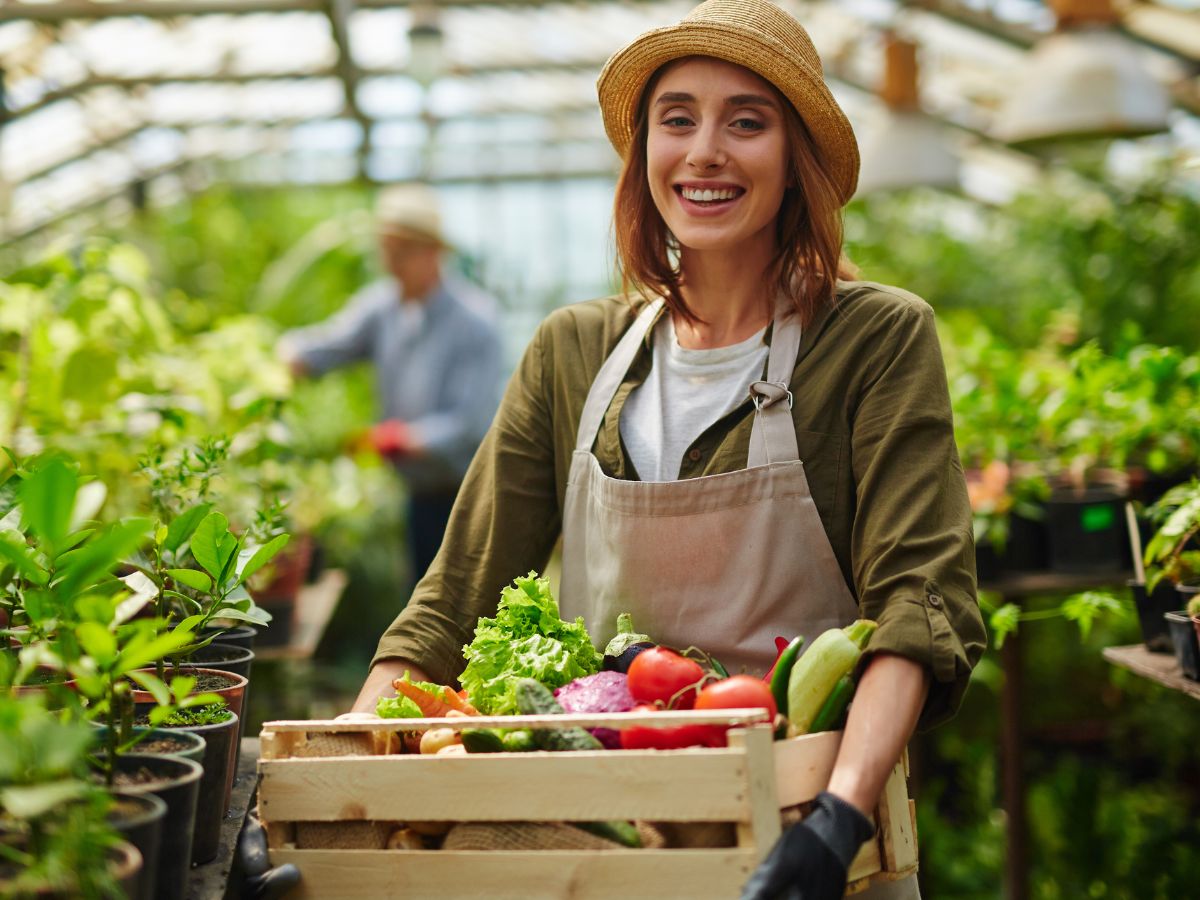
[443,821,666,851]
[295,820,393,849]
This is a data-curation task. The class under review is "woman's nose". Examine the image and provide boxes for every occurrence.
[686,125,726,171]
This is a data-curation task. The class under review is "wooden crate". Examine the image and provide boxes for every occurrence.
[258,710,917,899]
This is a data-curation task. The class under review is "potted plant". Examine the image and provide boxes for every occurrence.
[0,692,143,899]
[1144,479,1200,679]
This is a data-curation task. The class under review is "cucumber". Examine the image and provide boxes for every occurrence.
[500,729,537,752]
[807,673,856,733]
[514,679,605,752]
[461,728,506,753]
[786,620,876,734]
[572,820,642,848]
[768,636,804,718]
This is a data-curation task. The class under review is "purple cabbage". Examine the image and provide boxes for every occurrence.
[553,671,636,749]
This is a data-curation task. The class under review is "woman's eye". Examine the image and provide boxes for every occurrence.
[732,118,765,131]
[662,116,693,127]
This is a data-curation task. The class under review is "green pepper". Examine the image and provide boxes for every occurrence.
[768,636,804,718]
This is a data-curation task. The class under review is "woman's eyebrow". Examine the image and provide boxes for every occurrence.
[653,91,777,108]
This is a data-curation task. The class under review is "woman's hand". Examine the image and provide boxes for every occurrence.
[740,792,874,900]
[348,658,433,714]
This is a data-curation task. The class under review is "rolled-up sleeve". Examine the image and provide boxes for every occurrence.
[278,285,386,375]
[848,292,986,730]
[372,318,561,683]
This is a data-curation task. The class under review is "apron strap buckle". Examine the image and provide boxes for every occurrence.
[750,380,794,412]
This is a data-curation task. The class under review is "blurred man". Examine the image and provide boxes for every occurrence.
[279,184,502,581]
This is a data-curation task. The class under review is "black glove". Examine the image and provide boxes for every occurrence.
[232,810,301,900]
[741,791,875,900]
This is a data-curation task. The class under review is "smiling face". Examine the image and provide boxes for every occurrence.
[645,57,791,257]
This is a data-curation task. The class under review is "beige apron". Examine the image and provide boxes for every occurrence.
[559,298,919,899]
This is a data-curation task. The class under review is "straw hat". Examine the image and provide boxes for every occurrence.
[597,0,860,205]
[375,183,446,245]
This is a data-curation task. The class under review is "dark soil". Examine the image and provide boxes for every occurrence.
[132,737,192,755]
[127,670,236,693]
[105,767,169,789]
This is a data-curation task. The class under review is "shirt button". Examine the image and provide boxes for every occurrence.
[688,448,702,462]
[929,594,943,609]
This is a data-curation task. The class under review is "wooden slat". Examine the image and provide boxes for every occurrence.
[877,761,918,872]
[846,837,884,887]
[771,730,842,807]
[728,726,781,861]
[260,708,773,734]
[259,751,750,823]
[269,848,759,900]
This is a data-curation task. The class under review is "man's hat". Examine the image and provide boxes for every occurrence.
[375,183,446,245]
[596,0,860,205]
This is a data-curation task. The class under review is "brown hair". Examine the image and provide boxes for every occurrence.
[613,62,857,326]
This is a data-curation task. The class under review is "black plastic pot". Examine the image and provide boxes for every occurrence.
[188,642,254,771]
[111,753,202,900]
[199,624,258,652]
[92,725,206,765]
[1045,487,1128,574]
[1130,580,1177,653]
[108,791,165,900]
[976,512,1050,583]
[135,703,239,864]
[1164,610,1200,681]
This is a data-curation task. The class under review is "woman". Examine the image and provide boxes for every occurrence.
[350,1,985,896]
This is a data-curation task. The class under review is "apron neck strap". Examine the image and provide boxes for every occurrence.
[574,296,803,465]
[747,297,803,466]
[575,299,663,452]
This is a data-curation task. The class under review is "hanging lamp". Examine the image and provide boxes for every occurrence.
[855,33,960,196]
[992,0,1170,146]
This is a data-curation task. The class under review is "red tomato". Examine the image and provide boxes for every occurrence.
[626,647,706,709]
[695,675,779,719]
[619,705,719,750]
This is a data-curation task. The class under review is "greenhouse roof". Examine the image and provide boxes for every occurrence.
[3,0,1200,243]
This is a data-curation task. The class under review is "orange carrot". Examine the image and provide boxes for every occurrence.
[441,686,479,716]
[391,680,479,718]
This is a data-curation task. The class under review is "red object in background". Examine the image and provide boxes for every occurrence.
[369,419,413,458]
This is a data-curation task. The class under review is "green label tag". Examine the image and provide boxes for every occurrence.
[1081,504,1115,533]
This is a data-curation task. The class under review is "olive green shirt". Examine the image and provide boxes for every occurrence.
[374,281,986,729]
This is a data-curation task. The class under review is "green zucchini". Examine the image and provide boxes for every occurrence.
[786,620,877,734]
[572,820,642,848]
[769,636,804,718]
[461,728,506,753]
[807,673,856,733]
[514,679,605,752]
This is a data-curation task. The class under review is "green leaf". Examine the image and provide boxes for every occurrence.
[1060,591,1127,640]
[177,692,224,710]
[1,780,91,818]
[76,622,118,667]
[164,503,212,554]
[116,628,194,674]
[0,532,48,585]
[167,568,212,592]
[178,614,205,633]
[236,533,290,585]
[989,603,1022,650]
[168,675,198,704]
[191,511,236,580]
[211,603,271,627]
[70,480,107,530]
[127,669,170,705]
[56,517,152,601]
[18,458,77,550]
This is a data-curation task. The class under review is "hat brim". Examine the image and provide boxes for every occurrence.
[597,19,859,205]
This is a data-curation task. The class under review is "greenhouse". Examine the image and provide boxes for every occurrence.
[2,0,1199,898]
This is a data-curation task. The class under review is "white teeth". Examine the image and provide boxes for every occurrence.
[682,187,738,202]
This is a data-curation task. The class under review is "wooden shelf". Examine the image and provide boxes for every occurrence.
[1102,644,1200,702]
[255,569,349,662]
[185,738,260,900]
[980,570,1132,599]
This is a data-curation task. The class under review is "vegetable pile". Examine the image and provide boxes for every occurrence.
[458,571,602,715]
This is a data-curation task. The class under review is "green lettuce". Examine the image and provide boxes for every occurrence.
[460,571,601,714]
[375,673,448,718]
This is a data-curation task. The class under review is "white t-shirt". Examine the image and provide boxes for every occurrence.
[620,315,769,482]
